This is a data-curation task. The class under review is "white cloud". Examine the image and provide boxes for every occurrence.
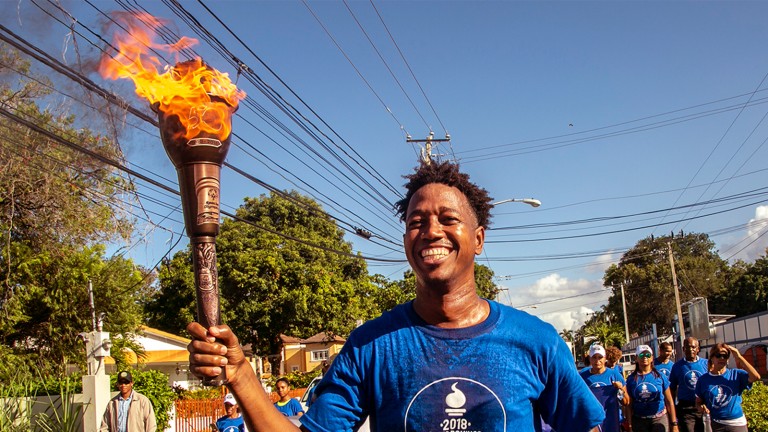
[726,205,768,261]
[538,305,601,334]
[585,250,621,274]
[502,273,611,332]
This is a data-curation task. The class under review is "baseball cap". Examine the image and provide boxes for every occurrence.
[117,371,133,384]
[589,345,606,357]
[636,345,653,356]
[224,393,237,406]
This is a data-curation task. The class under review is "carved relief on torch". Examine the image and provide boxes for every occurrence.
[194,242,219,328]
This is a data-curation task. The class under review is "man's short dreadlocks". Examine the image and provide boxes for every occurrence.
[394,161,493,229]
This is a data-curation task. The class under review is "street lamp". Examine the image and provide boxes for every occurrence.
[491,198,541,208]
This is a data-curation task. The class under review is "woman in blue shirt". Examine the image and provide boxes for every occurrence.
[626,345,679,432]
[695,343,761,432]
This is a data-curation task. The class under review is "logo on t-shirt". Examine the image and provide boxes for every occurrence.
[445,382,467,416]
[634,382,661,403]
[707,385,733,409]
[404,377,505,432]
[684,370,702,390]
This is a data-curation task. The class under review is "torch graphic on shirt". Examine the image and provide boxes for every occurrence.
[99,12,245,384]
[445,383,468,416]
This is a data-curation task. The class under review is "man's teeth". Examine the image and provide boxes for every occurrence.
[422,248,449,258]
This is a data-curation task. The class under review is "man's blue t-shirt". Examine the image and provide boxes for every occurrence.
[626,371,670,418]
[300,300,604,432]
[654,359,673,379]
[215,415,245,432]
[274,398,304,417]
[669,357,708,403]
[695,369,751,421]
[580,367,626,432]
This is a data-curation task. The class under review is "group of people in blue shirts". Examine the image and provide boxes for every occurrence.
[581,337,761,432]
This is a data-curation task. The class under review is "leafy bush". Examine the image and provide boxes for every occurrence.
[36,375,82,432]
[0,372,82,431]
[0,371,35,432]
[744,381,768,431]
[265,370,320,389]
[174,385,224,400]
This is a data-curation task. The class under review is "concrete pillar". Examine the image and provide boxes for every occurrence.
[82,373,110,432]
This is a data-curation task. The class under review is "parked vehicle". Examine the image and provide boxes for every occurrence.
[300,375,322,411]
[620,352,636,376]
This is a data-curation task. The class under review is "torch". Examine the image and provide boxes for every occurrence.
[153,65,235,385]
[99,13,245,386]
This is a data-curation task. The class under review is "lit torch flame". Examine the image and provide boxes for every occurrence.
[98,11,245,140]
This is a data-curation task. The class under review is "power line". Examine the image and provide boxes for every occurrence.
[658,69,768,233]
[299,0,409,138]
[0,22,404,246]
[0,105,407,264]
[192,0,402,198]
[455,88,768,156]
[342,0,432,133]
[486,197,768,244]
[458,97,768,163]
[368,0,449,138]
[9,3,403,241]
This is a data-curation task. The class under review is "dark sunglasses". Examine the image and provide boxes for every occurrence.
[638,352,652,359]
[713,353,730,359]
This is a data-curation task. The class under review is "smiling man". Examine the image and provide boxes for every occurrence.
[187,161,604,431]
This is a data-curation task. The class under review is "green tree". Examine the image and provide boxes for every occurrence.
[0,45,142,380]
[143,249,196,336]
[369,272,415,314]
[474,263,500,299]
[602,233,728,335]
[559,328,574,344]
[369,263,499,315]
[709,252,768,316]
[583,322,625,349]
[1,245,149,377]
[215,191,380,371]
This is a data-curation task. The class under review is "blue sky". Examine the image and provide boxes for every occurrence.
[3,1,767,333]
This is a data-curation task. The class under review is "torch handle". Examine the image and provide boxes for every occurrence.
[191,238,227,386]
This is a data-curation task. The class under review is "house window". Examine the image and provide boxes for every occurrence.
[291,365,300,372]
[311,349,330,362]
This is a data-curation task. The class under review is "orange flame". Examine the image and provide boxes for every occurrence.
[98,12,245,141]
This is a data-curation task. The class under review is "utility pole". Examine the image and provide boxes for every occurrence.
[620,283,630,346]
[406,132,450,165]
[667,242,686,342]
[80,280,112,432]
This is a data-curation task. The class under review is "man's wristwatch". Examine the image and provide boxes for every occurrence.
[671,421,679,426]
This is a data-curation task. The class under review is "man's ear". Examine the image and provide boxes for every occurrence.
[474,226,485,255]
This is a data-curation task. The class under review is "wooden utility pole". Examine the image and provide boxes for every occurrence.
[406,132,450,164]
[621,283,630,345]
[667,242,686,341]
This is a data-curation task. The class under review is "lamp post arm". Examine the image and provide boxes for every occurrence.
[491,198,541,208]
